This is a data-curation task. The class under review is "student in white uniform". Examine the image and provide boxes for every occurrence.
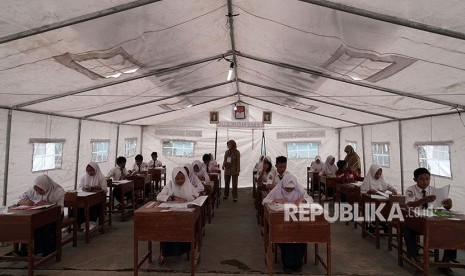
[256,156,275,187]
[156,167,199,266]
[147,152,162,168]
[321,155,337,176]
[265,156,289,190]
[403,168,455,273]
[262,174,312,272]
[192,160,210,182]
[79,161,107,229]
[128,154,148,175]
[16,175,65,256]
[309,155,324,172]
[361,164,397,194]
[184,163,204,193]
[107,156,128,181]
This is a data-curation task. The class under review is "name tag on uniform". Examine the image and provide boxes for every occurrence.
[227,157,232,163]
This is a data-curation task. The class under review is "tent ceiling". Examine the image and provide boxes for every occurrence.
[1,0,465,128]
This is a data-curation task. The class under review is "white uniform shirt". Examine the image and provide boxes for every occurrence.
[107,166,128,181]
[131,162,148,173]
[147,159,162,168]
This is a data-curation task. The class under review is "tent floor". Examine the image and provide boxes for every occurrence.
[1,188,464,275]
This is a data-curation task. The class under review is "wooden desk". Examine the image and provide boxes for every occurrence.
[202,181,215,223]
[307,170,319,197]
[107,179,134,225]
[263,204,331,275]
[360,193,389,249]
[77,191,105,243]
[208,173,221,208]
[0,205,62,276]
[148,167,166,192]
[399,209,465,275]
[335,182,361,205]
[318,176,337,204]
[134,202,202,276]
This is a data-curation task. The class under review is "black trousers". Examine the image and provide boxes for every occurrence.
[279,243,306,269]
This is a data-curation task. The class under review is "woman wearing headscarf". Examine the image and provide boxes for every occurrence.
[16,175,65,256]
[222,140,240,202]
[262,174,312,272]
[321,155,337,176]
[344,145,361,176]
[192,160,210,182]
[361,164,397,195]
[309,155,324,172]
[78,161,107,229]
[156,167,199,266]
[184,163,204,193]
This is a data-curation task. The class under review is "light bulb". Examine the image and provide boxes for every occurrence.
[227,62,234,81]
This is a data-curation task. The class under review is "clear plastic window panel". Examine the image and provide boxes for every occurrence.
[286,142,319,159]
[32,142,63,172]
[418,145,451,177]
[372,143,390,168]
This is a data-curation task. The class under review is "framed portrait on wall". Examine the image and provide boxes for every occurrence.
[210,111,219,124]
[234,105,246,119]
[263,111,272,124]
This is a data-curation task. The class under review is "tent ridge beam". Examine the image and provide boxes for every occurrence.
[85,80,233,118]
[0,0,163,45]
[121,93,237,124]
[241,94,358,125]
[227,0,241,101]
[239,79,396,120]
[14,53,230,108]
[299,0,465,41]
[237,52,465,110]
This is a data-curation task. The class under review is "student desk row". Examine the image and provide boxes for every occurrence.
[398,208,465,276]
[208,172,221,209]
[202,181,216,224]
[262,203,331,275]
[0,205,62,276]
[306,168,320,197]
[134,201,203,276]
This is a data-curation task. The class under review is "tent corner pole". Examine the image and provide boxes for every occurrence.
[361,126,366,176]
[115,125,120,165]
[73,119,82,190]
[214,128,218,160]
[398,120,405,194]
[2,110,13,206]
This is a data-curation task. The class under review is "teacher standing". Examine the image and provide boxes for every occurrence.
[222,139,240,202]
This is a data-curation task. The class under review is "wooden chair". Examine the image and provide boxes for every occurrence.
[62,191,78,247]
[126,175,146,207]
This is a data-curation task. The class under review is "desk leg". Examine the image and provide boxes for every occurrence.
[148,241,152,263]
[327,242,331,276]
[423,234,430,276]
[315,243,319,265]
[134,240,138,276]
[109,187,113,226]
[56,221,62,261]
[28,234,33,276]
[85,205,90,243]
[267,242,273,276]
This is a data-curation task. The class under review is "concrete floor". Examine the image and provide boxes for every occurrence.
[1,187,464,275]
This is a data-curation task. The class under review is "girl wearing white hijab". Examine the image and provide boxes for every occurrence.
[192,160,210,182]
[182,163,204,193]
[80,161,107,193]
[18,175,65,211]
[321,155,337,176]
[361,164,397,194]
[261,173,311,272]
[157,167,199,202]
[77,162,107,228]
[16,175,65,256]
[157,167,199,266]
[309,155,324,172]
[262,173,312,205]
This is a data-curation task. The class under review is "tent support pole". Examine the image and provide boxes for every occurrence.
[115,125,120,165]
[214,129,218,160]
[74,119,82,190]
[361,126,366,176]
[2,110,12,206]
[337,128,341,160]
[398,120,405,194]
[140,126,144,155]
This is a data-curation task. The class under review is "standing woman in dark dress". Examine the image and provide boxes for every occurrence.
[222,140,240,202]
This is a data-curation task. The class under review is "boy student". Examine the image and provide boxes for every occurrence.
[148,152,162,168]
[404,168,455,274]
[265,156,289,190]
[128,154,148,175]
[107,156,131,206]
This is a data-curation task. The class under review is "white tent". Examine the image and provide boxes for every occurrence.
[1,0,465,209]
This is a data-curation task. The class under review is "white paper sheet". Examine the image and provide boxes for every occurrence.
[432,185,450,207]
[77,191,96,197]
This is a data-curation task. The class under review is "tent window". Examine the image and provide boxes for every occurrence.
[125,138,137,158]
[91,140,109,163]
[417,145,451,178]
[286,142,319,159]
[372,143,390,168]
[162,141,194,157]
[32,142,63,172]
